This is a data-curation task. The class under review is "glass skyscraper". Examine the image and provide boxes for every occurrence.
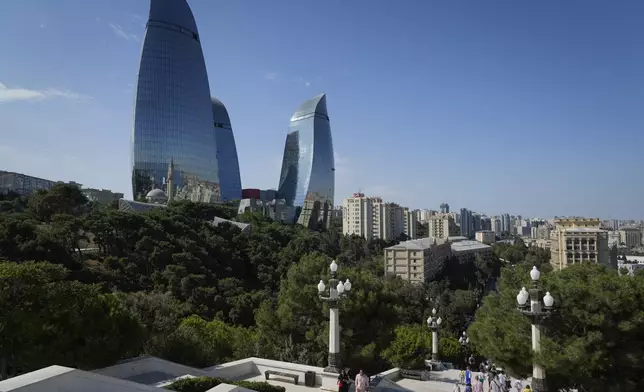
[131,0,220,202]
[278,93,335,228]
[212,97,242,201]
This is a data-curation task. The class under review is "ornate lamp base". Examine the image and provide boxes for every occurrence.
[324,353,342,374]
[532,377,547,392]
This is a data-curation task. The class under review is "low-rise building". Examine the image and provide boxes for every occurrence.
[384,237,492,284]
[383,238,451,284]
[450,240,493,262]
[238,198,296,223]
[475,230,496,244]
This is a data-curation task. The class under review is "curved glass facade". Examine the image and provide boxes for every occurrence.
[212,97,242,201]
[278,93,335,227]
[131,0,220,202]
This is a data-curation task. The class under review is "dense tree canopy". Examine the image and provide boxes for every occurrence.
[0,184,501,376]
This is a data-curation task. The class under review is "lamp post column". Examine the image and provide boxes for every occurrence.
[530,285,547,392]
[427,308,442,362]
[327,279,340,371]
[516,266,555,392]
[318,260,352,374]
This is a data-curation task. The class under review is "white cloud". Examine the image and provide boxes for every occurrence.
[0,83,91,103]
[108,23,140,42]
[265,72,278,81]
[305,82,311,87]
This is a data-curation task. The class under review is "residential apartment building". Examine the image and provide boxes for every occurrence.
[475,230,496,244]
[550,217,610,270]
[342,193,417,241]
[427,213,457,239]
[619,227,642,248]
[491,217,502,235]
[460,208,473,238]
[384,237,492,284]
[0,170,81,196]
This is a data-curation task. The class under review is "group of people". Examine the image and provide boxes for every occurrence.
[337,369,370,392]
[454,364,532,392]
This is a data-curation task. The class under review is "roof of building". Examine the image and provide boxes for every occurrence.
[211,217,252,234]
[386,238,437,250]
[0,365,162,392]
[149,0,199,36]
[118,199,166,213]
[211,97,232,128]
[450,240,492,253]
[291,93,327,120]
[564,227,606,233]
[146,189,166,198]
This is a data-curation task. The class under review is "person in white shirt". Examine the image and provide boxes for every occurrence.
[354,369,369,392]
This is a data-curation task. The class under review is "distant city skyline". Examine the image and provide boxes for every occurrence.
[1,0,643,218]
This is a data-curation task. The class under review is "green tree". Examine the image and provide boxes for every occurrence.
[0,261,143,372]
[381,324,431,369]
[469,264,644,392]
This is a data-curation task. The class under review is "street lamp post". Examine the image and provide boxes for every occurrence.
[459,331,470,367]
[426,308,442,362]
[318,260,352,374]
[516,266,555,392]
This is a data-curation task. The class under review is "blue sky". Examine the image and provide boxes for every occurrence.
[1,0,643,218]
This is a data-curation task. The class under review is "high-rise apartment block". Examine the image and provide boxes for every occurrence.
[619,227,642,249]
[491,216,502,235]
[342,193,417,241]
[440,203,450,214]
[550,217,611,270]
[501,213,511,234]
[427,213,458,239]
[460,208,473,238]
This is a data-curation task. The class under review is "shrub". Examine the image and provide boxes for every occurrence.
[165,377,224,392]
[233,380,286,392]
[165,377,285,392]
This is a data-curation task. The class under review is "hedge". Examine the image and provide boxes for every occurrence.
[166,376,286,392]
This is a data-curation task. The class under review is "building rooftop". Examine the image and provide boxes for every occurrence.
[450,240,492,253]
[386,238,436,250]
[564,227,606,233]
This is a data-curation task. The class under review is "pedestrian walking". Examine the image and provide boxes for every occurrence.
[355,369,369,392]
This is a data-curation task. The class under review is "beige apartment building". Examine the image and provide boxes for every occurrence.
[550,217,610,270]
[342,193,417,241]
[427,213,458,239]
[475,230,496,244]
[384,237,492,284]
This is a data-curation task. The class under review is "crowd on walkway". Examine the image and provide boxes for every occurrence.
[452,361,532,392]
[335,359,532,392]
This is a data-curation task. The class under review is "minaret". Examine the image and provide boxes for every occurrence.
[166,158,174,204]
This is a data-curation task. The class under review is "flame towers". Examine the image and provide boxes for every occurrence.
[132,0,239,202]
[277,93,335,229]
